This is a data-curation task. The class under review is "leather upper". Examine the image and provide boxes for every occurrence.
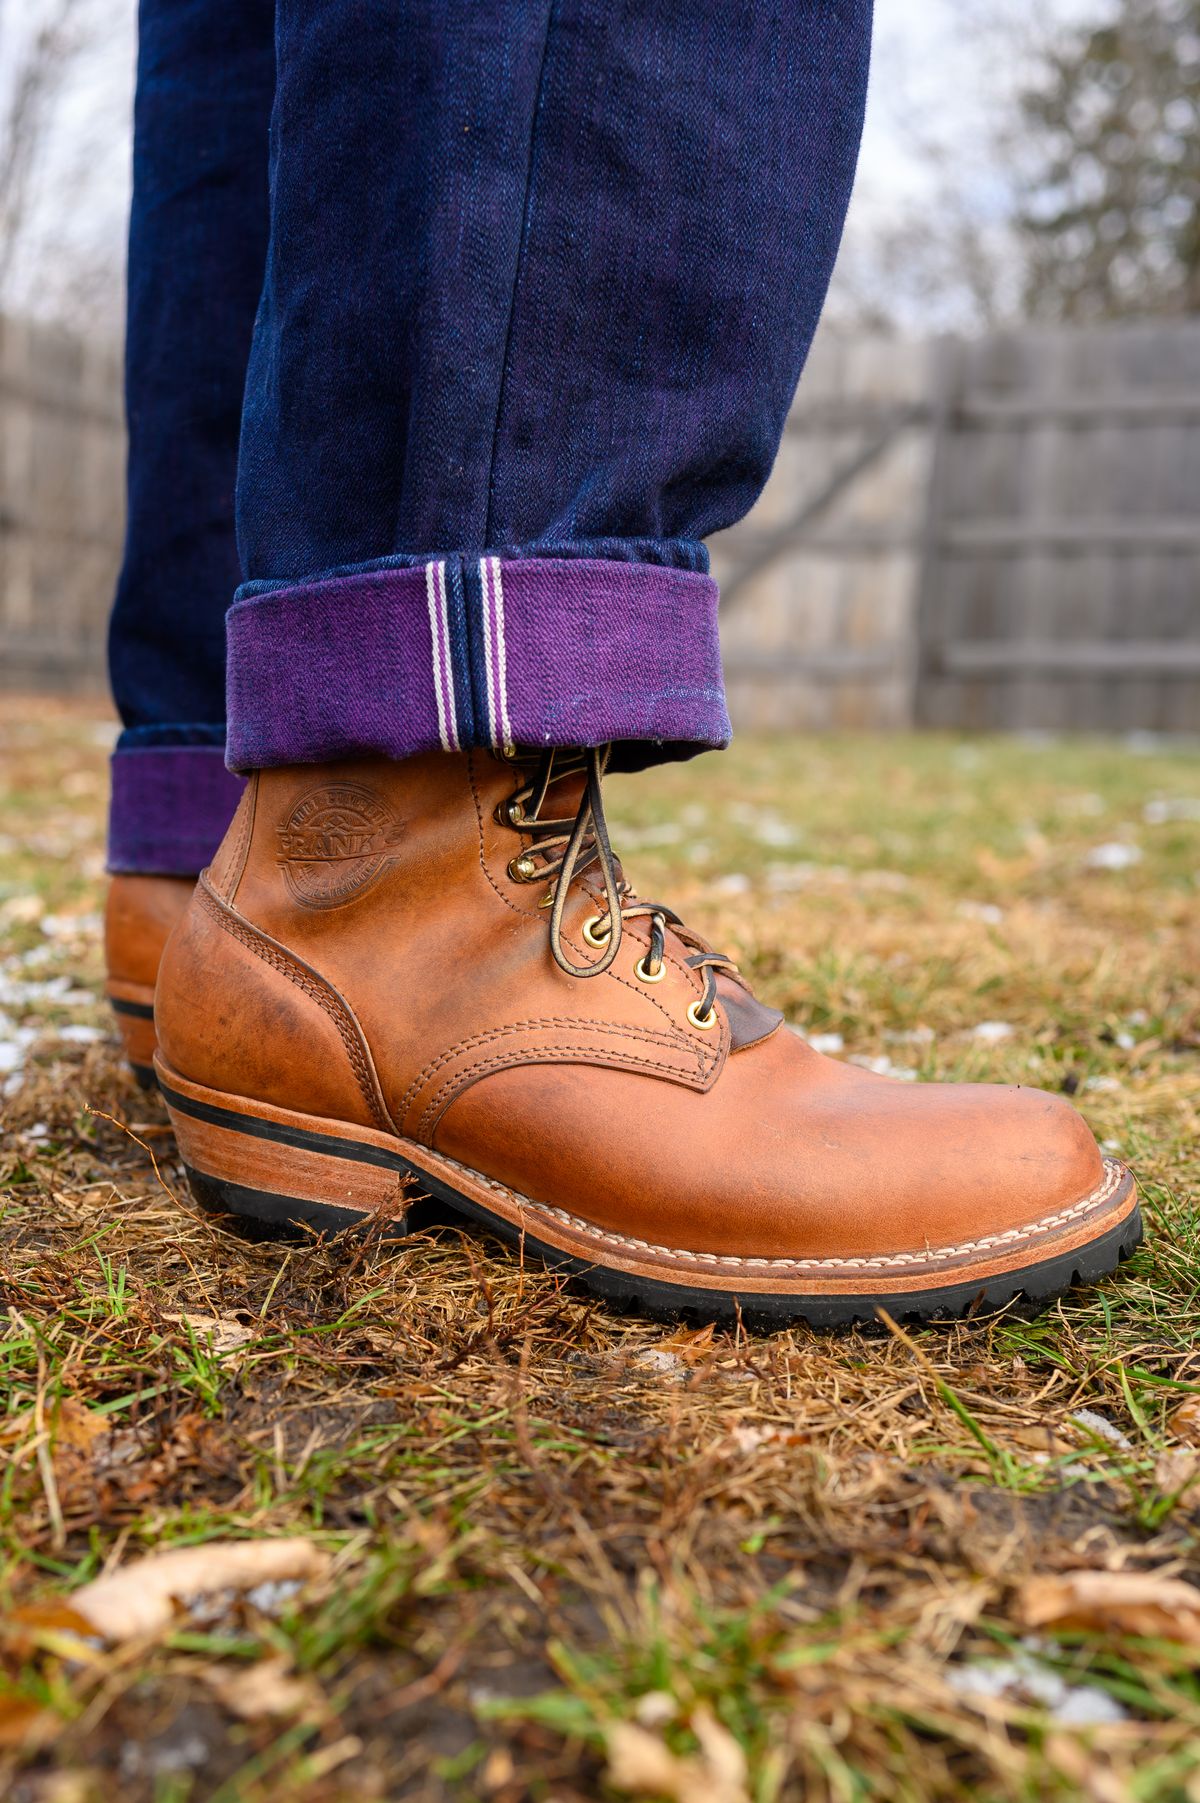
[154,750,1108,1261]
[105,874,196,992]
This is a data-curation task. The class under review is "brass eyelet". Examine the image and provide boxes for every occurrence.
[582,913,613,948]
[508,855,538,883]
[687,999,718,1030]
[499,742,522,762]
[635,954,665,984]
[506,799,526,826]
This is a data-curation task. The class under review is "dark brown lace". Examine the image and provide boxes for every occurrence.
[502,745,738,1024]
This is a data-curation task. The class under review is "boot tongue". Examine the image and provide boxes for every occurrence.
[715,972,783,1050]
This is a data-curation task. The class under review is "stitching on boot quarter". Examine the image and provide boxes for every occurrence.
[197,877,393,1134]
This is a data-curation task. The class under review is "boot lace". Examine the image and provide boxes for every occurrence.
[501,745,737,1029]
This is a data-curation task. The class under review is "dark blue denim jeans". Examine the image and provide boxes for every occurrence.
[108,0,872,873]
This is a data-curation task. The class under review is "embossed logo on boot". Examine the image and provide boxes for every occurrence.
[276,785,403,909]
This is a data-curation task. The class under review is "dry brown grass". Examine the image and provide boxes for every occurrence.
[2,700,1199,1801]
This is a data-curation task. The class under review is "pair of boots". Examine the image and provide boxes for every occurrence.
[106,747,1139,1328]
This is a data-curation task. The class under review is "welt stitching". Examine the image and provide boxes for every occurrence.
[197,882,391,1133]
[417,1041,707,1138]
[432,1155,1127,1273]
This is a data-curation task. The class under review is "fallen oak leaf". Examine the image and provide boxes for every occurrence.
[1018,1570,1200,1647]
[199,1654,321,1721]
[69,1539,330,1642]
[606,1707,749,1803]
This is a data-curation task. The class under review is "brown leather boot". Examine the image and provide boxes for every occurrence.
[152,748,1140,1327]
[105,876,195,1087]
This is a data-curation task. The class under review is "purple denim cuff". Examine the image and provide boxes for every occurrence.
[108,746,246,874]
[225,555,730,770]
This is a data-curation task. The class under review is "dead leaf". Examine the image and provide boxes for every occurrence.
[49,1399,109,1457]
[166,1313,257,1354]
[480,1747,515,1793]
[1018,1570,1200,1646]
[606,1708,748,1803]
[70,1538,330,1642]
[1044,1734,1129,1803]
[723,1424,811,1456]
[1003,1424,1074,1460]
[6,1599,103,1660]
[1154,1449,1200,1496]
[200,1654,319,1720]
[48,1399,114,1504]
[1168,1398,1200,1447]
[0,1691,60,1751]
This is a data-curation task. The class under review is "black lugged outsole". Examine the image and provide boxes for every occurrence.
[178,1143,1143,1332]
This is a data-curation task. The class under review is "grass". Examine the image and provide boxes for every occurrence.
[1,696,1198,1801]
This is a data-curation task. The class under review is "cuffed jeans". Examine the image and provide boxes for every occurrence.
[107,0,872,873]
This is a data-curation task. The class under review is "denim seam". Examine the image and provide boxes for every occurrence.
[482,0,558,545]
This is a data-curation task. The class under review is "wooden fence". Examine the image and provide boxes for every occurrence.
[3,312,1198,731]
[0,314,124,692]
[712,320,1200,733]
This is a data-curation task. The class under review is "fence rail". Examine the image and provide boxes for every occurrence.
[2,312,1198,731]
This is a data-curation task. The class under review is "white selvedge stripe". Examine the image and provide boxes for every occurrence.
[481,555,513,750]
[425,559,458,751]
[491,556,513,749]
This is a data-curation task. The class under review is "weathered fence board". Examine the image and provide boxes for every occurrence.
[915,324,1200,732]
[0,315,124,692]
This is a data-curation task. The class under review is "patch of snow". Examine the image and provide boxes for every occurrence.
[713,872,751,897]
[890,1025,935,1047]
[1084,841,1142,871]
[1070,1409,1133,1452]
[1144,797,1200,825]
[971,1021,1015,1043]
[948,1647,1125,1724]
[40,911,102,940]
[848,1054,917,1081]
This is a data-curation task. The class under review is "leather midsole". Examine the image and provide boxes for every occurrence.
[155,1058,1137,1297]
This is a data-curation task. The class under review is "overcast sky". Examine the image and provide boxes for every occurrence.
[3,0,1100,334]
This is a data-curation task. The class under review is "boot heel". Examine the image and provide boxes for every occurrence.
[155,1059,415,1238]
[106,985,158,1089]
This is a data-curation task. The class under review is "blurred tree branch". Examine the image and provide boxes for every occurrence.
[828,0,1198,333]
[1014,0,1200,318]
[0,0,88,303]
